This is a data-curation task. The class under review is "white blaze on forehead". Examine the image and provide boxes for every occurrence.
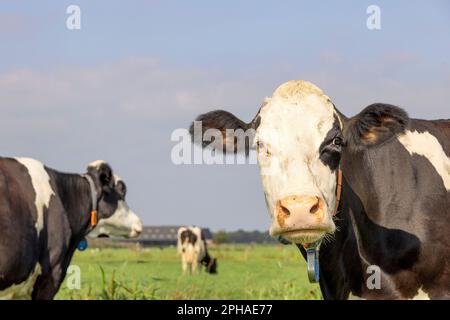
[256,81,338,223]
[15,157,55,235]
[272,80,326,99]
[398,130,450,190]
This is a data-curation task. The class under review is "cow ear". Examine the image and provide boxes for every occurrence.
[87,161,114,192]
[189,110,256,155]
[344,103,409,149]
[116,180,127,197]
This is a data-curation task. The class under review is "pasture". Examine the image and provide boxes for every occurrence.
[56,244,321,300]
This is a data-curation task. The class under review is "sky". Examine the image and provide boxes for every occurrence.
[0,1,449,231]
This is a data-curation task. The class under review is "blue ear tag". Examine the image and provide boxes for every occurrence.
[77,238,88,251]
[306,247,320,283]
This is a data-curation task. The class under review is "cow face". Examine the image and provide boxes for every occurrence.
[87,161,142,238]
[191,80,409,247]
[179,229,198,248]
[254,81,342,245]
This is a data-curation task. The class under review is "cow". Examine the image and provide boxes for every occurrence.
[0,158,141,299]
[190,80,450,299]
[177,226,217,274]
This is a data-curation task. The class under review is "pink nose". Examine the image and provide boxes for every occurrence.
[276,195,326,229]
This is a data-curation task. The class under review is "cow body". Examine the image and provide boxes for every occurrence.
[191,80,450,299]
[177,226,217,274]
[314,118,450,299]
[0,158,141,299]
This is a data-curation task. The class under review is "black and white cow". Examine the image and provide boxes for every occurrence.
[0,158,141,299]
[191,80,450,299]
[177,226,217,274]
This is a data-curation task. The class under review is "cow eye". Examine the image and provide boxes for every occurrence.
[333,137,343,146]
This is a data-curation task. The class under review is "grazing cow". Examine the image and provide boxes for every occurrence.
[191,80,450,299]
[0,158,141,299]
[177,226,217,274]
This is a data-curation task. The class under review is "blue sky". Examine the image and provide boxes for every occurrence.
[0,1,449,231]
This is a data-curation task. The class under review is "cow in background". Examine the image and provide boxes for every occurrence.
[0,158,141,299]
[177,226,217,274]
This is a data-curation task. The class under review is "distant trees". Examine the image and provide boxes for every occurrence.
[213,230,229,244]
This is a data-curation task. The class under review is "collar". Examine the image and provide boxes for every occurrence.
[305,168,343,283]
[333,169,343,216]
[82,174,98,228]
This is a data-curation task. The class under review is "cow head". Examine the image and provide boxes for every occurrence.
[177,227,198,253]
[205,257,218,274]
[191,80,409,246]
[86,160,143,238]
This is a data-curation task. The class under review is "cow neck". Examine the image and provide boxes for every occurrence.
[298,175,366,299]
[318,175,366,299]
[48,170,96,242]
[82,174,99,230]
[341,148,423,279]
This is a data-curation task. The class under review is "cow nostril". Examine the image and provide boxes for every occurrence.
[280,205,290,217]
[310,197,320,214]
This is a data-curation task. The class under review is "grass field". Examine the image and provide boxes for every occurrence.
[56,244,322,300]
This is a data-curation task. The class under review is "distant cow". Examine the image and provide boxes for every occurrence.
[191,80,450,299]
[177,226,217,274]
[0,158,141,299]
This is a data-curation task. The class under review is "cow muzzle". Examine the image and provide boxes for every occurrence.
[129,220,143,238]
[272,195,334,244]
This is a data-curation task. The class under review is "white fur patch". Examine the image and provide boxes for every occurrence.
[88,159,107,169]
[412,288,430,300]
[348,290,430,300]
[255,80,338,234]
[0,263,41,300]
[397,130,450,190]
[89,200,142,238]
[15,157,55,235]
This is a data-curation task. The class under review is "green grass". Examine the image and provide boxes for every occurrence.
[55,244,322,300]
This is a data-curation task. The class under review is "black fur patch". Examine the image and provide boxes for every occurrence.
[189,110,254,154]
[180,229,198,245]
[319,117,343,171]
